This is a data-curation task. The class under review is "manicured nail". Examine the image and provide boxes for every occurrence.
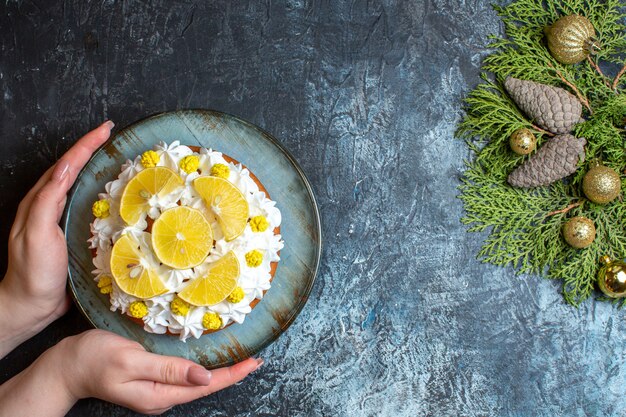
[103,120,115,129]
[187,366,212,386]
[254,358,264,371]
[52,161,70,183]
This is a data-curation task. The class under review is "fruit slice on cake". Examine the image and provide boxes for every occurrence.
[177,251,239,306]
[110,234,168,298]
[151,206,213,269]
[193,176,249,241]
[120,166,184,224]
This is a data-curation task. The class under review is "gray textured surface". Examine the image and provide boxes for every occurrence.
[0,1,624,416]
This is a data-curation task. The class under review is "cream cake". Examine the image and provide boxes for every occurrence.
[88,141,284,342]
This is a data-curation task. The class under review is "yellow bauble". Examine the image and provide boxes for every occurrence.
[545,15,600,64]
[597,256,626,298]
[562,216,595,249]
[582,165,621,204]
[509,128,536,155]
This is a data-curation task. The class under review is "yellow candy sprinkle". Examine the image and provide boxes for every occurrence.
[202,312,222,330]
[97,275,113,294]
[249,215,269,232]
[179,155,200,174]
[92,199,110,219]
[97,275,112,288]
[141,150,160,168]
[210,163,230,179]
[245,250,263,267]
[226,287,245,303]
[171,297,191,316]
[128,301,148,318]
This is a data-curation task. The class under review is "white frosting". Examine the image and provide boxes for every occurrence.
[89,141,284,342]
[167,307,206,340]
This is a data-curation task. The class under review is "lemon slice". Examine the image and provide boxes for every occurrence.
[193,176,249,241]
[177,251,239,306]
[120,167,183,224]
[110,234,168,299]
[151,206,213,269]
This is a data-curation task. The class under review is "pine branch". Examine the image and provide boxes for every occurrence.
[549,63,593,113]
[613,63,626,90]
[458,0,626,306]
[532,124,556,137]
[546,201,583,216]
[586,56,612,89]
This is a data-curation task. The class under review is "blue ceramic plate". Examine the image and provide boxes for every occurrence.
[62,110,321,369]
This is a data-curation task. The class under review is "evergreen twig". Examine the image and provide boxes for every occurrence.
[533,124,555,136]
[613,63,626,90]
[548,63,593,113]
[546,201,583,216]
[458,0,626,307]
[586,56,611,89]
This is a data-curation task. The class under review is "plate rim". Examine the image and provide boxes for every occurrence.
[62,108,323,367]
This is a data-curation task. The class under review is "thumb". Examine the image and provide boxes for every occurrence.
[27,163,73,234]
[25,121,113,233]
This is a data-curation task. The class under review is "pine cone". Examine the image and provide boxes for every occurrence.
[504,77,583,134]
[508,134,586,188]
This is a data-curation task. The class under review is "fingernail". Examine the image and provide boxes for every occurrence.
[254,358,264,371]
[103,120,115,129]
[52,161,70,183]
[187,366,212,386]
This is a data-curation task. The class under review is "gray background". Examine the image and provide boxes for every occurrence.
[0,1,624,416]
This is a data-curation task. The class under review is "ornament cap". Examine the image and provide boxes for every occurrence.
[600,255,612,265]
[584,36,601,55]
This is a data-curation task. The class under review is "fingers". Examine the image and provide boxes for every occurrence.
[26,172,72,235]
[11,166,54,234]
[16,121,113,233]
[56,120,114,186]
[203,357,261,393]
[56,195,67,223]
[125,357,262,412]
[23,120,113,208]
[131,351,213,387]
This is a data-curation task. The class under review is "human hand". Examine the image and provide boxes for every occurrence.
[0,121,113,356]
[0,329,262,416]
[58,330,262,415]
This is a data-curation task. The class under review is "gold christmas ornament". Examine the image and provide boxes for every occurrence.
[597,256,626,298]
[509,128,537,155]
[582,164,621,204]
[562,216,595,248]
[545,15,600,64]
